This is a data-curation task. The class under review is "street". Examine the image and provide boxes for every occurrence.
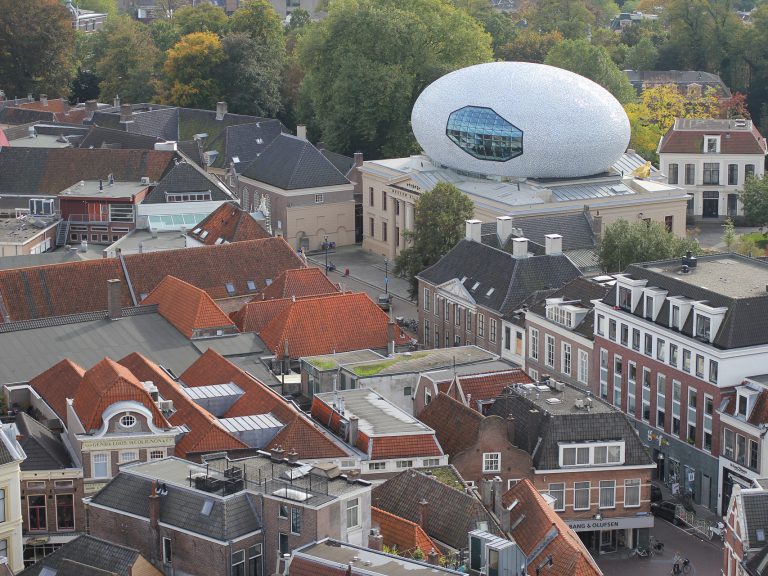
[597,517,723,576]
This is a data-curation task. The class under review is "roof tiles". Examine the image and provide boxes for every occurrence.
[259,267,339,300]
[418,393,483,456]
[372,507,442,557]
[28,358,85,421]
[370,435,443,460]
[187,202,270,245]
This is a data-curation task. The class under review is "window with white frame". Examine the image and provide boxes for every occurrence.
[627,361,636,415]
[656,338,666,362]
[562,446,590,466]
[618,286,632,310]
[346,498,360,528]
[455,304,461,327]
[549,483,565,511]
[465,309,472,332]
[671,305,680,329]
[119,450,139,463]
[545,335,555,368]
[613,355,622,408]
[695,354,705,379]
[561,342,571,375]
[578,350,588,384]
[546,306,573,328]
[670,343,678,367]
[92,453,110,478]
[314,194,324,204]
[574,482,590,510]
[687,388,698,445]
[489,318,497,343]
[696,314,711,341]
[368,462,386,471]
[444,300,450,322]
[232,550,245,576]
[723,428,735,459]
[483,452,501,473]
[291,507,302,534]
[709,360,718,384]
[656,373,666,429]
[149,450,165,461]
[682,349,692,372]
[609,319,616,341]
[597,314,605,336]
[644,333,653,356]
[703,395,713,452]
[624,479,641,507]
[672,380,681,436]
[562,443,624,467]
[434,294,439,316]
[599,480,616,508]
[642,368,651,422]
[478,314,485,338]
[396,460,413,468]
[423,458,441,467]
[529,328,539,361]
[0,489,5,523]
[423,288,430,311]
[599,348,608,399]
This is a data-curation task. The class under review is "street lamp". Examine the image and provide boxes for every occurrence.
[324,235,329,275]
[384,258,389,295]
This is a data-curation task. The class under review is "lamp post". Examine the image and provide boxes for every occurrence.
[384,258,389,295]
[324,235,329,275]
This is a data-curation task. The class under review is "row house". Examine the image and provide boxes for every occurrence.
[524,276,613,387]
[723,483,768,576]
[489,382,655,555]
[658,118,767,220]
[417,221,581,356]
[592,253,768,512]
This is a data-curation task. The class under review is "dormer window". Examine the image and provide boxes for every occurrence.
[560,442,625,467]
[120,414,136,428]
[618,287,632,311]
[671,305,680,329]
[704,136,720,153]
[695,315,711,341]
[546,305,573,328]
[738,396,747,417]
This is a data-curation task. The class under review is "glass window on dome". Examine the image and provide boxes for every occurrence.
[446,106,523,162]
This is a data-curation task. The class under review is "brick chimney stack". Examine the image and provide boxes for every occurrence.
[418,499,429,530]
[368,528,384,551]
[120,104,133,123]
[216,101,227,120]
[107,278,122,320]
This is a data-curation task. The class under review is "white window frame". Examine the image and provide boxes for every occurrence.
[483,452,501,473]
[149,449,166,461]
[314,193,324,204]
[599,480,616,509]
[91,452,110,479]
[119,450,139,464]
[423,288,430,311]
[529,327,539,361]
[346,498,360,529]
[545,335,555,368]
[549,483,565,511]
[624,479,641,508]
[577,349,588,384]
[489,318,497,343]
[574,481,591,511]
[559,442,625,467]
[561,342,571,376]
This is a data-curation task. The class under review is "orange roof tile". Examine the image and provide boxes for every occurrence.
[142,275,237,339]
[455,369,533,404]
[418,393,483,456]
[72,358,171,431]
[259,268,339,300]
[370,435,443,460]
[28,359,85,421]
[234,292,410,359]
[372,507,442,558]
[187,202,270,245]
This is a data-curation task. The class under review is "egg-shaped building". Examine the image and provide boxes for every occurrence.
[411,62,631,179]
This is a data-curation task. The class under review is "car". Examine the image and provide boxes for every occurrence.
[377,294,392,311]
[651,500,679,524]
[651,484,663,503]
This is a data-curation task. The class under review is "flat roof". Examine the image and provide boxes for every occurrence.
[511,382,613,416]
[344,345,496,377]
[314,389,433,436]
[296,540,462,575]
[423,360,521,382]
[0,250,82,270]
[304,350,384,371]
[7,134,73,148]
[104,230,188,258]
[0,217,58,243]
[60,180,147,200]
[644,255,768,299]
[675,118,753,131]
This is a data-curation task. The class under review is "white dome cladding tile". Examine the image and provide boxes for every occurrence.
[411,62,631,179]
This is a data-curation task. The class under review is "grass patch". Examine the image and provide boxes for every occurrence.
[740,232,768,249]
[352,352,429,377]
[427,466,464,489]
[308,359,337,370]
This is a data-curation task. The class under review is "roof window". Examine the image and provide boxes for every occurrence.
[247,281,257,291]
[225,282,235,295]
[200,230,209,239]
[201,500,214,516]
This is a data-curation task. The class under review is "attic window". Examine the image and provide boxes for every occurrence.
[200,230,209,239]
[460,276,467,283]
[759,529,766,542]
[256,138,264,145]
[232,156,240,163]
[247,281,257,291]
[225,283,236,296]
[201,500,214,517]
[471,282,480,291]
[486,288,495,297]
[215,238,225,245]
[193,228,202,235]
[265,279,273,286]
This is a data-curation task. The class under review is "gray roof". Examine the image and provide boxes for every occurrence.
[240,134,350,190]
[624,70,731,97]
[19,535,140,576]
[90,471,262,541]
[215,120,283,167]
[746,543,768,576]
[418,239,582,316]
[0,433,14,466]
[604,255,768,349]
[481,213,595,253]
[488,387,653,470]
[371,469,502,550]
[15,412,73,471]
[143,161,232,203]
[321,149,355,177]
[0,251,81,271]
[528,276,611,339]
[743,491,768,551]
[78,126,162,150]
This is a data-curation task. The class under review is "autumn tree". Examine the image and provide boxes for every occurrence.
[394,183,474,299]
[174,3,228,35]
[0,0,76,98]
[598,219,700,272]
[77,0,118,16]
[740,175,768,227]
[497,30,563,63]
[522,0,595,39]
[164,32,225,108]
[298,0,492,158]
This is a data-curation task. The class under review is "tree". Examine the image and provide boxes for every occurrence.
[545,39,636,104]
[286,8,312,31]
[228,0,285,45]
[622,36,658,70]
[297,0,493,158]
[741,175,768,227]
[722,217,737,251]
[93,16,161,102]
[624,102,664,162]
[497,30,563,63]
[394,183,474,299]
[0,0,76,98]
[149,18,182,53]
[173,3,228,35]
[218,32,282,116]
[163,31,225,108]
[522,0,595,39]
[598,219,700,272]
[77,0,118,16]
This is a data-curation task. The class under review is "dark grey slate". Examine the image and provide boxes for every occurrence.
[19,535,140,576]
[15,412,73,471]
[143,161,232,203]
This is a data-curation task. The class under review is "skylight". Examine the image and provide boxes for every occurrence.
[272,487,310,501]
[232,156,240,163]
[193,228,201,234]
[247,280,257,291]
[225,282,235,295]
[215,238,224,245]
[201,500,214,516]
[471,282,480,291]
[486,288,495,297]
[200,230,209,239]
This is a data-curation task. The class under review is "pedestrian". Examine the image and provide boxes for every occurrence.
[672,551,683,575]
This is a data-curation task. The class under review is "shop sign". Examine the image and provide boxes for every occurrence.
[566,515,654,531]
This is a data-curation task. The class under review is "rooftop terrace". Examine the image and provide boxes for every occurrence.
[509,381,612,416]
[344,346,496,378]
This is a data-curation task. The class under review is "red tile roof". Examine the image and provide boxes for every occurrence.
[287,558,347,576]
[28,359,85,420]
[372,507,442,558]
[118,352,248,457]
[418,393,483,456]
[503,480,602,576]
[370,435,443,460]
[142,275,237,339]
[16,99,90,123]
[232,292,410,358]
[72,358,172,431]
[187,202,270,245]
[259,268,339,300]
[453,369,533,404]
[659,123,767,155]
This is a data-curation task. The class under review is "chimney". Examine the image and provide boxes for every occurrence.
[512,237,529,259]
[270,445,285,461]
[348,415,359,446]
[481,478,493,508]
[216,101,227,120]
[492,476,503,516]
[544,233,563,255]
[592,213,602,237]
[496,216,513,244]
[387,321,395,355]
[62,100,70,115]
[506,414,515,444]
[149,480,160,532]
[428,549,439,565]
[317,141,326,150]
[287,450,299,463]
[85,100,97,119]
[113,95,120,108]
[120,104,133,123]
[107,278,122,320]
[354,152,363,167]
[27,93,33,101]
[40,94,48,106]
[465,219,482,243]
[368,528,384,551]
[418,499,429,530]
[296,124,307,140]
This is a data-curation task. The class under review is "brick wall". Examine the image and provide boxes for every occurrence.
[20,477,85,535]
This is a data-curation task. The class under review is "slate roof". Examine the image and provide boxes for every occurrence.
[321,149,355,177]
[90,471,262,541]
[502,480,602,576]
[659,118,767,155]
[0,148,176,195]
[232,292,410,358]
[142,275,238,339]
[214,120,283,167]
[187,201,270,245]
[741,491,768,551]
[15,412,74,471]
[371,469,502,550]
[418,393,483,456]
[603,256,768,349]
[259,268,339,300]
[240,134,350,190]
[418,239,582,316]
[18,535,143,576]
[480,213,596,253]
[488,388,652,470]
[745,543,768,576]
[90,106,180,141]
[528,276,611,339]
[142,160,233,203]
[625,70,731,97]
[78,125,162,150]
[372,507,443,557]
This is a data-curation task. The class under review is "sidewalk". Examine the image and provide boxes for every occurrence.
[654,480,723,541]
[305,245,414,302]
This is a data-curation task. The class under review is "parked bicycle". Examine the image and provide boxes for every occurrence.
[629,546,652,559]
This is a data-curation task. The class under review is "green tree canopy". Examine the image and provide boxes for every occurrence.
[497,30,563,63]
[164,31,225,108]
[621,36,658,70]
[297,0,493,158]
[740,175,768,227]
[598,219,700,272]
[93,16,161,102]
[219,32,282,116]
[76,0,119,16]
[545,38,636,104]
[173,4,228,35]
[522,0,595,39]
[229,0,285,43]
[0,0,76,98]
[394,182,474,298]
